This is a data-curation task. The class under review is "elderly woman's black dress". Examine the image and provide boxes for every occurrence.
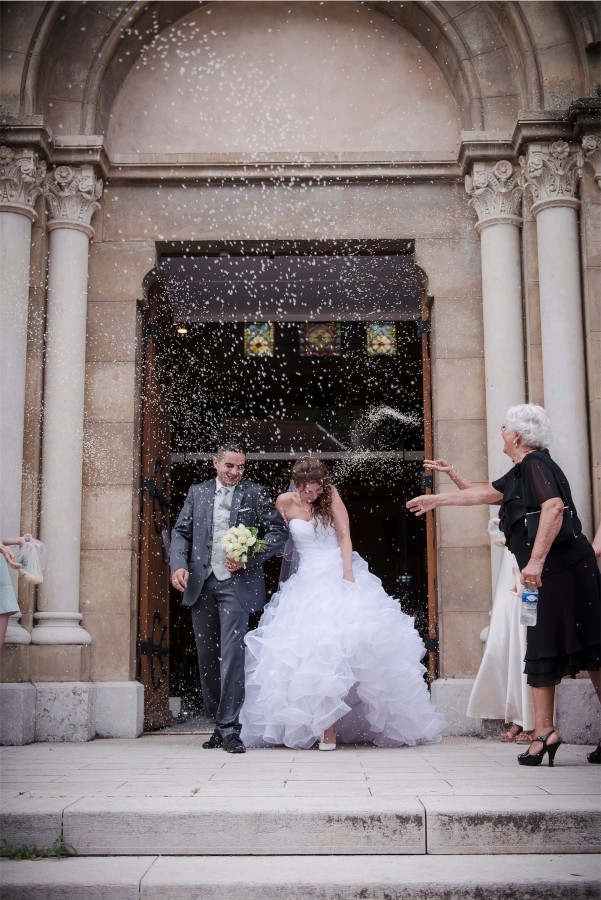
[493,450,601,688]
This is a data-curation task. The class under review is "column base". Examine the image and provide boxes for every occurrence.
[31,611,92,645]
[431,677,601,744]
[0,681,144,744]
[5,613,31,645]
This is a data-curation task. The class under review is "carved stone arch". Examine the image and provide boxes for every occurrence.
[27,1,474,135]
[367,2,485,129]
[24,1,203,133]
[495,1,543,110]
[19,2,58,118]
[563,2,597,99]
[22,0,595,139]
[20,2,445,135]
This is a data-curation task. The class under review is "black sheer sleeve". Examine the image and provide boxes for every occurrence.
[522,455,562,507]
[491,472,508,495]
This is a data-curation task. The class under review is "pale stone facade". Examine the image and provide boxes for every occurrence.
[0,1,599,743]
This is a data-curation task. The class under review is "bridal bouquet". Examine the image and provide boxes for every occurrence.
[221,524,266,563]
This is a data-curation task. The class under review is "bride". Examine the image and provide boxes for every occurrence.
[239,457,445,750]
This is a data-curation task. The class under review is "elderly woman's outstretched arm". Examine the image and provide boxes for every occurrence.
[423,459,472,490]
[406,484,503,517]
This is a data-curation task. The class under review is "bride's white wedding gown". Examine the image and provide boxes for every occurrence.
[239,518,445,749]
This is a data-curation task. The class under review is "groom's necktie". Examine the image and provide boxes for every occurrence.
[210,486,233,581]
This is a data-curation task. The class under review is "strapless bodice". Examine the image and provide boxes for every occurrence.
[288,518,340,565]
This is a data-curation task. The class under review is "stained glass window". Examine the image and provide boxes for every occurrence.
[300,322,342,357]
[244,323,274,357]
[366,322,396,357]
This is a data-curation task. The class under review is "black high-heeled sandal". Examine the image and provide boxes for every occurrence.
[517,730,562,767]
[587,742,601,764]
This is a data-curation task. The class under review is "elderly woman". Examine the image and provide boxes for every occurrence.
[407,404,601,767]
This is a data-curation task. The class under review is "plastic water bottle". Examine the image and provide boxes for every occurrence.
[520,588,538,626]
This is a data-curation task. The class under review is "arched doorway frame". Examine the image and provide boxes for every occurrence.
[136,243,439,726]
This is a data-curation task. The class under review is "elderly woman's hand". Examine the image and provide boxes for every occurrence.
[423,459,452,475]
[520,558,543,589]
[406,494,438,517]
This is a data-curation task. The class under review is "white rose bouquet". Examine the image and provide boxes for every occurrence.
[221,524,266,564]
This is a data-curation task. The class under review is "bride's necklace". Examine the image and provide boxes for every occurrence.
[297,496,312,517]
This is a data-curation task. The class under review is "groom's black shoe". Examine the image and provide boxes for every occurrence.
[202,730,223,749]
[222,733,246,754]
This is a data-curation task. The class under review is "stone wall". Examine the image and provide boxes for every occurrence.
[82,177,488,681]
[82,239,156,683]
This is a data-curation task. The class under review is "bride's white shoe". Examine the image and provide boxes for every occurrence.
[319,726,336,750]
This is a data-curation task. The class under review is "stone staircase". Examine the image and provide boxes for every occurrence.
[1,736,600,898]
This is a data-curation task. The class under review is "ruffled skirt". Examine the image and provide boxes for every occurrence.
[240,550,445,749]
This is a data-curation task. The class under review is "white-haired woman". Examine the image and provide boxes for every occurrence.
[407,404,601,767]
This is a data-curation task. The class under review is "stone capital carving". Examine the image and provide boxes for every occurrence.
[0,145,46,220]
[465,160,522,234]
[582,134,601,189]
[520,140,583,215]
[44,165,103,237]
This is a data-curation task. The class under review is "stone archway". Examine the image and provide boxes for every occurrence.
[19,1,596,139]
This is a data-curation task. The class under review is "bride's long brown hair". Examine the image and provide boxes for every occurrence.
[291,457,334,527]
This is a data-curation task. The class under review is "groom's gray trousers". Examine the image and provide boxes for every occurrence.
[190,573,249,738]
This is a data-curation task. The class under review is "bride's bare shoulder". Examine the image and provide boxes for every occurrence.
[276,492,296,512]
[276,492,295,504]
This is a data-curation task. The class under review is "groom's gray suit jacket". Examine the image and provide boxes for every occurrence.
[170,479,288,613]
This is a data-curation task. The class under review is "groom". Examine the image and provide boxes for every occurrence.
[171,443,287,753]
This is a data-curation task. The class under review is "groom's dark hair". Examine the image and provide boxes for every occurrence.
[215,442,245,458]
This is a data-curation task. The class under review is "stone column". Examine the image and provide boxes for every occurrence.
[465,160,526,482]
[520,141,592,534]
[31,166,102,645]
[0,146,46,644]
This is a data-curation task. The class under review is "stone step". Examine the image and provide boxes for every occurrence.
[2,795,600,856]
[1,854,599,899]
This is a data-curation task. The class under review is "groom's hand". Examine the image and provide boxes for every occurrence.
[225,555,244,573]
[172,568,189,591]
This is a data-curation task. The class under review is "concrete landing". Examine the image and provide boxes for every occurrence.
[1,735,600,898]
